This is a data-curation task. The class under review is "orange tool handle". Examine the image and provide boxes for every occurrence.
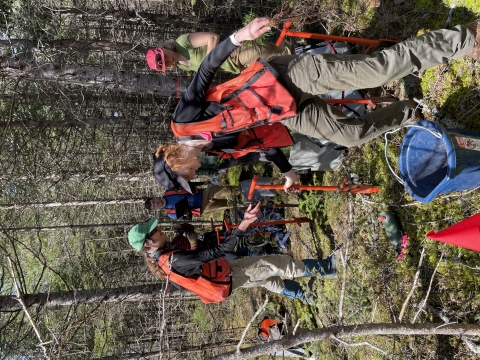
[276,22,399,54]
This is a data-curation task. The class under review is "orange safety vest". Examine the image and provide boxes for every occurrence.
[158,251,232,304]
[209,122,294,160]
[171,59,297,141]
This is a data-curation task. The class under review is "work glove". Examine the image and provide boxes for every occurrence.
[185,232,198,248]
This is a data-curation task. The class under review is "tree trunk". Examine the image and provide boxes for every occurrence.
[210,323,480,360]
[1,221,212,232]
[0,58,192,96]
[0,115,167,128]
[0,283,195,309]
[0,39,146,53]
[48,7,203,25]
[0,171,152,182]
[96,340,255,359]
[0,198,145,210]
[0,92,165,105]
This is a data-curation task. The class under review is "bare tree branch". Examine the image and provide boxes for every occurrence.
[412,245,446,323]
[427,305,480,356]
[6,254,52,359]
[236,295,269,354]
[399,248,426,321]
[209,323,480,360]
[332,335,388,355]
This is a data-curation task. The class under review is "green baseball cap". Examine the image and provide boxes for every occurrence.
[128,218,159,251]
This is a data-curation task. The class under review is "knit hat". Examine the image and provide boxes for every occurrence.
[145,47,166,72]
[128,218,159,251]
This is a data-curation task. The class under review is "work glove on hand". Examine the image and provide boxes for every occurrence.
[185,232,198,248]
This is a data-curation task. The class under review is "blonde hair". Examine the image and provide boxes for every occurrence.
[155,143,200,172]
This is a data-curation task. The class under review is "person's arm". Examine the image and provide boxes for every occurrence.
[187,32,220,55]
[264,148,300,193]
[170,202,261,271]
[173,37,238,124]
[173,17,272,125]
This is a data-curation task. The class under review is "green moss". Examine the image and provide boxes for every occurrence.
[193,303,212,331]
[226,165,242,186]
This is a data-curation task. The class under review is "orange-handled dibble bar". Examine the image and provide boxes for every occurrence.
[223,217,312,232]
[247,173,381,201]
[276,22,399,54]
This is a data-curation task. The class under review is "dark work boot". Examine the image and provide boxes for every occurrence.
[466,21,480,62]
[281,280,312,304]
[302,253,337,278]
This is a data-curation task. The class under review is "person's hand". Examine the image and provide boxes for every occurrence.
[237,202,262,231]
[283,169,300,193]
[234,17,271,43]
[185,232,198,248]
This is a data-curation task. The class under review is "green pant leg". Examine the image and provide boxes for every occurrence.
[270,25,475,96]
[281,97,417,147]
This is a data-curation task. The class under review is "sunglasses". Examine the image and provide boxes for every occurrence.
[147,226,159,239]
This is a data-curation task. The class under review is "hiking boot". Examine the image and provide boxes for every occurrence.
[329,249,344,277]
[465,21,480,62]
[281,280,312,305]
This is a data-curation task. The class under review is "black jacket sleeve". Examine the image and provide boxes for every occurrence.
[169,228,244,277]
[173,37,239,124]
[265,148,292,173]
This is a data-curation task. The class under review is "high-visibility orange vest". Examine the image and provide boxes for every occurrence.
[171,59,297,141]
[158,251,232,304]
[208,122,294,160]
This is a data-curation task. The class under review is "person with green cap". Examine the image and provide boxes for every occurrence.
[128,202,339,304]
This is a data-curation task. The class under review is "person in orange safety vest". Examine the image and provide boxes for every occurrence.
[128,202,338,304]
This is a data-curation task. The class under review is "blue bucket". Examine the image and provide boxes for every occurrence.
[398,120,480,203]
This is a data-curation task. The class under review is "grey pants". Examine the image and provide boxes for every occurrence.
[268,25,475,147]
[229,255,307,294]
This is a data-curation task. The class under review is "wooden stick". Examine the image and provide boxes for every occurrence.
[412,245,446,323]
[338,200,351,322]
[399,248,426,321]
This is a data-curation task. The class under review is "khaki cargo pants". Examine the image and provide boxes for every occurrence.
[200,185,240,215]
[267,25,475,147]
[229,255,307,294]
